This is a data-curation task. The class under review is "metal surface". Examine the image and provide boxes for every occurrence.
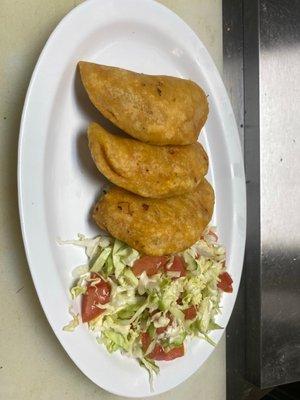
[224,0,300,394]
[259,0,300,387]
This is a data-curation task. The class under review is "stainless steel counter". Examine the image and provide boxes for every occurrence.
[224,0,300,397]
[252,0,300,387]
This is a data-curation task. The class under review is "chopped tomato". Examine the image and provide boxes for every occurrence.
[150,344,184,361]
[156,326,168,334]
[164,255,186,277]
[217,271,233,293]
[81,273,111,322]
[141,332,184,361]
[141,332,151,351]
[162,345,184,361]
[146,311,172,335]
[156,313,172,334]
[132,256,168,276]
[184,305,197,320]
[133,255,186,277]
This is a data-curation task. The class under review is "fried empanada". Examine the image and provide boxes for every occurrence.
[88,122,208,198]
[93,180,214,256]
[79,62,208,145]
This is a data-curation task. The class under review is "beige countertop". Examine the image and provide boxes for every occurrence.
[0,1,224,399]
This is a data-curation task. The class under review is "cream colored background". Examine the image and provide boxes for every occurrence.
[0,1,224,399]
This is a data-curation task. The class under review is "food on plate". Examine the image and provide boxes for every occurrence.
[62,61,235,385]
[217,271,233,293]
[92,179,215,256]
[62,227,232,380]
[87,122,208,198]
[79,61,209,145]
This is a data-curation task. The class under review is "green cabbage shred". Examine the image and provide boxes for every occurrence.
[62,227,228,385]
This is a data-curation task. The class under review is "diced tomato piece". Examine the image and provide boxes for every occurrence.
[81,273,111,322]
[156,326,168,335]
[155,312,172,334]
[217,271,233,293]
[162,345,185,361]
[184,305,197,320]
[132,256,168,276]
[164,255,186,277]
[149,344,184,361]
[141,332,152,352]
[149,344,165,360]
[141,332,184,361]
[156,321,170,335]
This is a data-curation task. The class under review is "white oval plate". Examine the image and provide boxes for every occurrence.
[18,0,246,397]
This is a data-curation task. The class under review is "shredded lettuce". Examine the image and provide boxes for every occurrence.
[90,246,112,272]
[139,357,159,392]
[208,321,223,331]
[118,302,143,319]
[62,226,228,386]
[70,285,87,299]
[112,239,140,278]
[159,278,184,311]
[137,272,161,295]
[120,268,139,287]
[71,264,89,278]
[58,233,111,259]
[101,253,114,277]
[101,330,129,353]
[63,307,80,332]
[198,298,213,333]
